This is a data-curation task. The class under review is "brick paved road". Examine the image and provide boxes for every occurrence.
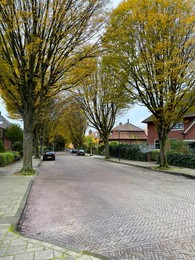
[18,153,195,259]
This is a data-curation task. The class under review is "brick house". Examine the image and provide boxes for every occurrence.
[0,112,11,150]
[109,120,148,145]
[142,112,195,149]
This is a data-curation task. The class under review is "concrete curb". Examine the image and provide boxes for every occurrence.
[15,176,34,227]
[92,156,195,179]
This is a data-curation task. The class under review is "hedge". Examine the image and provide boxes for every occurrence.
[109,143,147,161]
[0,152,16,166]
[167,151,195,169]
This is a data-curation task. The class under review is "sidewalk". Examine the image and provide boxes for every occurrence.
[91,155,195,179]
[0,159,103,260]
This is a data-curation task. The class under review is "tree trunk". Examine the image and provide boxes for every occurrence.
[22,117,34,172]
[158,128,168,168]
[104,138,110,159]
[34,138,40,159]
[33,126,40,159]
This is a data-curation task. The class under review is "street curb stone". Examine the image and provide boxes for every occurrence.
[90,155,195,179]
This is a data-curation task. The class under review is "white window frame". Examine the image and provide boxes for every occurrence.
[154,139,160,149]
[171,122,184,130]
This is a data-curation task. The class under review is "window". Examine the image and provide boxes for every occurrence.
[172,122,184,130]
[154,139,160,149]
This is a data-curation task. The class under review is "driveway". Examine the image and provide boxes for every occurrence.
[18,152,195,259]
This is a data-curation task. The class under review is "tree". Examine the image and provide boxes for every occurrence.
[6,124,23,148]
[84,135,99,155]
[33,95,65,158]
[57,101,87,149]
[0,0,107,172]
[71,58,132,159]
[54,135,66,151]
[104,0,195,167]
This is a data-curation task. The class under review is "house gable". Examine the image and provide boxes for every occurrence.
[142,112,195,147]
[0,112,11,130]
[109,120,147,144]
[0,112,11,150]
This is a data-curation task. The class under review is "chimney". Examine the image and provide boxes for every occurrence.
[119,122,122,125]
[127,119,129,124]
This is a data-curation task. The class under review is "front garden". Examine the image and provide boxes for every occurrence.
[0,151,21,167]
[90,140,195,169]
[0,139,22,167]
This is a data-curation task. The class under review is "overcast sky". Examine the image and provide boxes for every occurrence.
[0,0,150,130]
[112,0,122,8]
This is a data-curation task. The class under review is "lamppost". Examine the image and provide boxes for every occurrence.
[118,128,121,161]
[40,136,43,159]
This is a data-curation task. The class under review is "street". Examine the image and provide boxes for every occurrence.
[18,152,195,259]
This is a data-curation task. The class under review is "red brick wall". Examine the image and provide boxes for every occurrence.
[185,127,195,140]
[183,117,195,140]
[147,123,158,145]
[147,117,195,145]
[4,139,11,150]
[108,139,147,145]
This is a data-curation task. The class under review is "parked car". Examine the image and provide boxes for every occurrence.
[43,151,55,161]
[76,149,85,156]
[71,149,78,153]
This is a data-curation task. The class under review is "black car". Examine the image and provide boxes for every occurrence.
[71,149,78,153]
[76,149,85,156]
[43,151,55,161]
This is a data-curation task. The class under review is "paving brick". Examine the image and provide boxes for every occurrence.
[1,154,194,259]
[6,245,27,255]
[18,154,195,259]
[34,249,54,259]
[14,252,34,260]
[0,256,14,260]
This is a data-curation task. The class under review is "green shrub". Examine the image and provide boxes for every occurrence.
[0,140,4,152]
[167,151,195,169]
[0,152,16,166]
[0,153,6,166]
[148,150,160,161]
[12,141,23,153]
[109,143,147,161]
[109,141,118,147]
[168,139,189,153]
[12,151,21,161]
[5,152,15,164]
[93,143,105,155]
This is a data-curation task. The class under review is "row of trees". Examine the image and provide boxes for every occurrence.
[103,0,195,167]
[0,0,108,172]
[0,0,194,172]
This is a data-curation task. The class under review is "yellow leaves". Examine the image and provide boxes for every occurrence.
[65,56,97,88]
[0,59,12,79]
[26,37,43,55]
[112,0,194,37]
[15,10,32,20]
[84,135,98,149]
[186,14,195,24]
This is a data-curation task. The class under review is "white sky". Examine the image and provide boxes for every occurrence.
[112,0,122,8]
[0,0,150,130]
